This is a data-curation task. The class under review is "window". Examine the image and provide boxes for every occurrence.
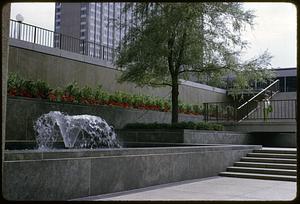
[56,21,60,26]
[286,76,296,92]
[56,7,61,12]
[278,77,285,92]
[81,10,86,15]
[80,31,85,37]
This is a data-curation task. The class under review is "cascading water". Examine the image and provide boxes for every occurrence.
[34,111,121,150]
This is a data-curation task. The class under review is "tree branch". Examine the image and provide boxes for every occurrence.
[178,65,236,74]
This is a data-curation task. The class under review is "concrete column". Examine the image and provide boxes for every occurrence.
[2,2,11,185]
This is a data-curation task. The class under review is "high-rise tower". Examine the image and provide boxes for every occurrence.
[54,2,134,62]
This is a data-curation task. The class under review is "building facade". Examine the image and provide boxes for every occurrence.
[54,2,134,61]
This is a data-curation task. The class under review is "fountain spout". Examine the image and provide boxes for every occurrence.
[34,111,120,150]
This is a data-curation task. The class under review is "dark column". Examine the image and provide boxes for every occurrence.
[2,2,11,189]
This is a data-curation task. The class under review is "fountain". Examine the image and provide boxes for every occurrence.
[34,111,120,150]
[5,112,261,200]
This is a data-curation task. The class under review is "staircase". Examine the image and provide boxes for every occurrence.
[219,148,297,182]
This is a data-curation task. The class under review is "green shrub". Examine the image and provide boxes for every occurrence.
[8,72,24,91]
[64,81,80,101]
[123,121,224,131]
[94,85,110,103]
[192,104,202,114]
[80,86,94,100]
[33,80,51,98]
[7,72,205,115]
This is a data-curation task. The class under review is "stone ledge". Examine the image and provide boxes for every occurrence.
[3,145,261,200]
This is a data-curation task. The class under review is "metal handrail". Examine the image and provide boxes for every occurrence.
[9,19,117,62]
[237,79,280,110]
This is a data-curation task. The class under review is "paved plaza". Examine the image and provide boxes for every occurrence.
[78,176,297,201]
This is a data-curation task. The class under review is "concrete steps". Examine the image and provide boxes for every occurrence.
[253,148,296,154]
[247,153,296,159]
[240,157,296,164]
[219,172,296,182]
[234,161,296,170]
[219,148,297,182]
[226,166,296,176]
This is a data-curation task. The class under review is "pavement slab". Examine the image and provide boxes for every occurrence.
[76,176,297,201]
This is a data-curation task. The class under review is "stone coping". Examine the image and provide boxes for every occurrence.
[119,129,247,134]
[4,144,261,161]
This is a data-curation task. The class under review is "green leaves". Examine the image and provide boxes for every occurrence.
[116,3,272,122]
[123,121,224,131]
[7,72,50,98]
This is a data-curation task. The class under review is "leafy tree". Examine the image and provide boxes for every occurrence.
[115,2,273,123]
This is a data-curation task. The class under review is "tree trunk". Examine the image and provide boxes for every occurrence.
[171,77,179,124]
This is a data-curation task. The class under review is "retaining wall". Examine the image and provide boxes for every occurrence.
[118,129,253,145]
[8,40,229,105]
[3,145,261,200]
[5,97,204,148]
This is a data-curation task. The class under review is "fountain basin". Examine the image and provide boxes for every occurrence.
[3,144,261,200]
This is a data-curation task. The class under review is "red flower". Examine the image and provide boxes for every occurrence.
[8,88,17,96]
[49,93,57,101]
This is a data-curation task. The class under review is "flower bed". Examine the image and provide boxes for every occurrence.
[7,72,204,115]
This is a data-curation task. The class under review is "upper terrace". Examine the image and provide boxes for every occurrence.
[8,19,297,128]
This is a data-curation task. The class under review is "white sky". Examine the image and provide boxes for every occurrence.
[10,2,297,68]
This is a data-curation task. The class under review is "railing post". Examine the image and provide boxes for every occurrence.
[226,106,230,121]
[33,26,37,43]
[94,41,96,57]
[82,40,85,55]
[234,102,238,122]
[59,33,62,49]
[216,105,219,122]
[204,103,208,122]
[17,21,21,40]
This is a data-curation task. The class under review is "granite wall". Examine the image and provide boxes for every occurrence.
[6,97,204,149]
[3,145,261,200]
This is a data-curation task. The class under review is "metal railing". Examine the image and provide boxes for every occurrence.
[244,99,297,120]
[204,80,297,122]
[9,19,116,62]
[203,102,237,122]
[236,79,280,121]
[203,99,296,122]
[203,79,297,122]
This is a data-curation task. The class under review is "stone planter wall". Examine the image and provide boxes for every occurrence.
[6,97,203,148]
[3,145,261,200]
[118,129,253,145]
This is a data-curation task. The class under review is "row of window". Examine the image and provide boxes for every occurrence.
[278,76,297,92]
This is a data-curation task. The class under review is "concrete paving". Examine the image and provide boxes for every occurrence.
[77,176,297,201]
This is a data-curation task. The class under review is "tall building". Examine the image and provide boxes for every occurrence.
[54,2,134,61]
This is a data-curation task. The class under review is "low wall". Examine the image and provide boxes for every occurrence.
[118,129,253,145]
[3,145,261,200]
[248,132,296,148]
[8,40,229,105]
[6,97,204,148]
[224,121,297,133]
[224,122,296,147]
[118,129,297,148]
